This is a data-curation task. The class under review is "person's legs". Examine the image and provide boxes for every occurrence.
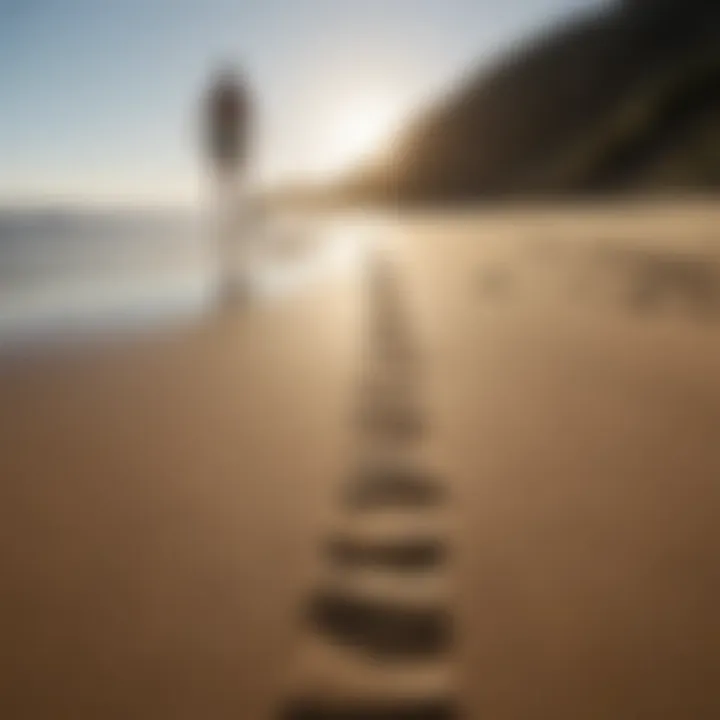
[214,166,242,301]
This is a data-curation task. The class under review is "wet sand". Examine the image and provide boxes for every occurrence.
[2,201,720,718]
[0,273,360,719]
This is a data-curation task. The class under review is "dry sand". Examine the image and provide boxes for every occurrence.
[399,201,720,719]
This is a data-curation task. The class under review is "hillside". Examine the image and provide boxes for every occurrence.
[342,0,720,202]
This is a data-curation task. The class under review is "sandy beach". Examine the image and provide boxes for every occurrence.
[2,203,720,718]
[0,267,361,719]
[402,203,720,718]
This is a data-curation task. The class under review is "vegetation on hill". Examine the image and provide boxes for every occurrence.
[341,0,720,202]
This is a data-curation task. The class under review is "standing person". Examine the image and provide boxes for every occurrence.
[204,65,252,303]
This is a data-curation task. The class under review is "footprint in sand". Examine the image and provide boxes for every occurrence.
[281,255,456,719]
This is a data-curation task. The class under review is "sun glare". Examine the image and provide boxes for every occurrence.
[311,96,401,180]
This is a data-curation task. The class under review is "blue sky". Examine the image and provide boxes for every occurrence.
[0,0,605,204]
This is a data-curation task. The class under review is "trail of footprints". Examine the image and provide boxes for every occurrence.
[281,255,456,719]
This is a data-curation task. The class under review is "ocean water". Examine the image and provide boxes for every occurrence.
[0,207,213,342]
[0,206,367,347]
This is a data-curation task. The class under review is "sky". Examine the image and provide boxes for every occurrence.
[0,0,606,205]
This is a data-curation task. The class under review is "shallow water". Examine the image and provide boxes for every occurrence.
[0,207,369,346]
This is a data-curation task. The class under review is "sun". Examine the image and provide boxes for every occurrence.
[310,96,401,180]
